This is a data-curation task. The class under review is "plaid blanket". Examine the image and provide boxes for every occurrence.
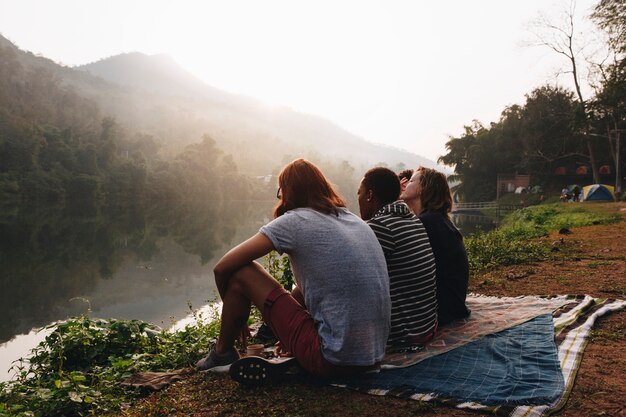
[382,294,571,368]
[333,295,626,416]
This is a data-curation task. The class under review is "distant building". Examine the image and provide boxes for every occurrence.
[497,174,530,199]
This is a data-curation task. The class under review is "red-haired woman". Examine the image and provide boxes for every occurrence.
[196,159,390,384]
[401,167,470,325]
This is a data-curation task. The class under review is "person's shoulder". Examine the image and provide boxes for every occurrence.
[267,208,311,227]
[336,207,356,217]
[418,210,440,223]
[419,210,452,231]
[282,207,318,218]
[285,207,359,222]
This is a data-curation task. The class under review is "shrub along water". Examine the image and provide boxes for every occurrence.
[0,307,221,417]
[0,252,291,417]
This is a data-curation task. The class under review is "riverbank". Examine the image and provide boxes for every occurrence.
[112,202,625,417]
[1,203,624,417]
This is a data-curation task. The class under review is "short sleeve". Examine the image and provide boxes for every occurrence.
[367,219,395,255]
[259,212,298,254]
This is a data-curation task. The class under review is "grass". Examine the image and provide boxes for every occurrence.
[587,261,612,268]
[501,204,620,232]
[465,203,622,274]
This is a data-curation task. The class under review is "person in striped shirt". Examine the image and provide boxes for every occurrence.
[358,167,438,349]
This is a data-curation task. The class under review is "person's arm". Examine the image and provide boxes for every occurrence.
[213,232,276,299]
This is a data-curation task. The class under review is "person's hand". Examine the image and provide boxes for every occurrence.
[274,341,293,357]
[400,177,409,193]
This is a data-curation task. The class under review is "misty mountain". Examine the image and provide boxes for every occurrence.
[1,34,443,176]
[78,51,443,173]
[78,52,232,102]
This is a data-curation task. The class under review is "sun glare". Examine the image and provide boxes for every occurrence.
[158,1,403,121]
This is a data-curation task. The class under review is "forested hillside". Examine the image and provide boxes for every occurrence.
[0,39,251,206]
[0,34,441,208]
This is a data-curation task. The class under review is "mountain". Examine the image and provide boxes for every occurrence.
[78,51,444,173]
[1,34,444,176]
[78,52,230,101]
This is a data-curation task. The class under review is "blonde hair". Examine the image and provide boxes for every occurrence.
[416,166,452,216]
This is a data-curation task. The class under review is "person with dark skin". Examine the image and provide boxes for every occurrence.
[401,167,470,325]
[358,167,438,349]
[196,159,390,385]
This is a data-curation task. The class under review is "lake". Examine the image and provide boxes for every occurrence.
[0,199,275,381]
[0,201,495,381]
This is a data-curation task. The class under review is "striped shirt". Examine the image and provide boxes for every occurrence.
[367,201,438,347]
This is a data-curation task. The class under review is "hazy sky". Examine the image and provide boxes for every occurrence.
[0,0,599,161]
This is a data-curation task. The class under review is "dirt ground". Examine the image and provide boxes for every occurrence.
[118,203,626,417]
[470,203,626,417]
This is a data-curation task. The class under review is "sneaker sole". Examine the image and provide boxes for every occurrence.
[229,356,297,386]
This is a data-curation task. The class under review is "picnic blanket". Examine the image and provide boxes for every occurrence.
[382,294,571,368]
[333,295,626,417]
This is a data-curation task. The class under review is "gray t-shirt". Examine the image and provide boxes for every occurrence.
[260,207,390,366]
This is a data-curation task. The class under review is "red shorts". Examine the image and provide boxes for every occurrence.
[262,287,376,377]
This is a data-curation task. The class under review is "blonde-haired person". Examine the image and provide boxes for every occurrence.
[196,158,390,384]
[401,167,470,325]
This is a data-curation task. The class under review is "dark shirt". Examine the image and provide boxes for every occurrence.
[418,210,470,325]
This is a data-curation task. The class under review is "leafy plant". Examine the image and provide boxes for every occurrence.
[0,305,221,417]
[262,251,293,290]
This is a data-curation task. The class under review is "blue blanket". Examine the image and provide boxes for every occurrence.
[333,314,564,406]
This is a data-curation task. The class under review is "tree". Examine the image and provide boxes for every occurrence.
[528,0,601,182]
[590,0,626,194]
[439,86,587,199]
[439,121,505,201]
[591,0,626,54]
[517,86,587,180]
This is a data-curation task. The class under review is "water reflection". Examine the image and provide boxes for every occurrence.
[450,213,498,236]
[0,199,274,380]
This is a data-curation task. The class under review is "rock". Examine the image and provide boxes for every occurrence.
[507,271,529,280]
[559,228,573,235]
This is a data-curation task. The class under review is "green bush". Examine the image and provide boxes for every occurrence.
[0,306,220,417]
[466,229,548,272]
[263,251,293,290]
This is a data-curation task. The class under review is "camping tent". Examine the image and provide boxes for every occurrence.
[581,184,615,202]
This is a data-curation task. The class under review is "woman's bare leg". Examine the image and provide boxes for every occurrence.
[215,261,282,354]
